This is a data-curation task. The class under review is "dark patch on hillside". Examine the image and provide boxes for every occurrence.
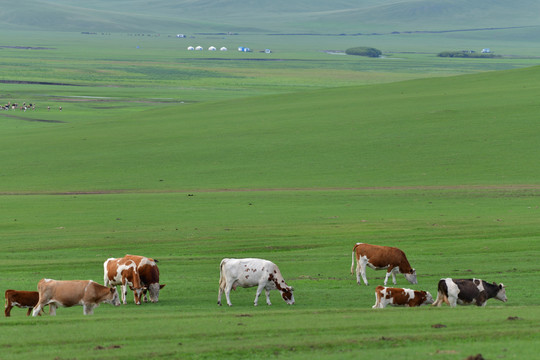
[0,113,65,123]
[0,80,80,86]
[0,46,55,50]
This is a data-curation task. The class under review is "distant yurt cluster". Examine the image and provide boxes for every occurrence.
[187,46,228,51]
[186,46,271,53]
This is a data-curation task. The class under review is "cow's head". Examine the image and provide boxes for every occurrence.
[495,283,507,303]
[109,288,121,307]
[404,269,418,284]
[129,285,144,305]
[423,291,434,305]
[147,283,166,303]
[281,286,295,305]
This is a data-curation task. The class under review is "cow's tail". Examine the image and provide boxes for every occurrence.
[218,259,227,292]
[432,279,449,307]
[351,243,360,275]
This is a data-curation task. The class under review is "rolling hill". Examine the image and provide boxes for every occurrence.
[1,0,539,33]
[2,65,540,193]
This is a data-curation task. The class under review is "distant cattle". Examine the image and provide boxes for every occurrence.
[372,286,433,308]
[4,290,44,317]
[218,258,294,306]
[104,257,144,305]
[123,255,165,303]
[32,279,120,316]
[433,278,507,307]
[351,243,417,286]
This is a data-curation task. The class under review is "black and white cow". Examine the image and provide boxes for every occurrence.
[432,278,507,307]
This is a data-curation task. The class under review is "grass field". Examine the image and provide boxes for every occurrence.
[1,27,540,359]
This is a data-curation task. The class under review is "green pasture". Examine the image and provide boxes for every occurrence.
[1,28,540,359]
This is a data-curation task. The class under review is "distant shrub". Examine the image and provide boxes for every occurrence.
[345,47,382,58]
[438,51,499,58]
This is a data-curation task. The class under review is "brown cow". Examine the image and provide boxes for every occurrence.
[372,286,433,308]
[123,255,165,303]
[104,257,144,305]
[5,290,46,317]
[351,243,417,286]
[32,279,120,316]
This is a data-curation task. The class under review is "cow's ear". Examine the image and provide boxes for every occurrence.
[493,282,497,286]
[160,284,166,289]
[110,288,115,294]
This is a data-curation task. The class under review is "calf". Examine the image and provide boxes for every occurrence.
[351,243,417,286]
[218,258,294,306]
[372,285,433,308]
[123,255,165,303]
[433,278,507,307]
[5,290,44,317]
[32,279,120,316]
[104,257,144,305]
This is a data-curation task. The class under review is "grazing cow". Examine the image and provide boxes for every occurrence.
[372,285,433,308]
[351,243,417,286]
[32,279,120,316]
[104,258,144,305]
[218,258,295,307]
[433,278,507,307]
[4,290,44,317]
[123,255,165,303]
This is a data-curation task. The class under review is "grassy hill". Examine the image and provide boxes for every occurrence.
[2,65,540,193]
[1,0,539,33]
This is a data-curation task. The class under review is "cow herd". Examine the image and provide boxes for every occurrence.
[4,254,165,317]
[4,243,508,317]
[352,242,507,308]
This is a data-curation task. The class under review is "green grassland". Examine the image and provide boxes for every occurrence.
[1,10,540,360]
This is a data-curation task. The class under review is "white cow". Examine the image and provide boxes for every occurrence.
[218,258,295,306]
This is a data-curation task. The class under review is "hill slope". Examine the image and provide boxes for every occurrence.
[2,65,540,193]
[1,0,539,33]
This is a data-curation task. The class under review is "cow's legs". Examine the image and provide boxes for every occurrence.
[391,269,397,284]
[83,303,95,315]
[357,257,369,285]
[217,286,223,306]
[49,303,57,316]
[121,284,127,305]
[254,284,266,306]
[264,289,272,306]
[224,283,234,307]
[32,302,45,317]
[5,302,12,317]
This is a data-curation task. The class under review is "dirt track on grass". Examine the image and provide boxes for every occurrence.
[2,184,539,196]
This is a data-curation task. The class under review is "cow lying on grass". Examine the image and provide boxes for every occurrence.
[5,290,46,317]
[218,258,294,306]
[432,278,507,307]
[372,286,433,308]
[32,279,120,316]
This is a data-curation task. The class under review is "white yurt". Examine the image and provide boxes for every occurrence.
[220,47,228,51]
[187,46,195,51]
[195,46,203,51]
[208,46,217,51]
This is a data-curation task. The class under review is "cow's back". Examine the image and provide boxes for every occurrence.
[222,258,272,287]
[355,243,407,267]
[38,279,90,307]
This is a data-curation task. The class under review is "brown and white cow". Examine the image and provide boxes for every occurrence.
[32,279,120,316]
[351,243,417,286]
[433,278,507,307]
[372,285,433,308]
[123,255,165,303]
[218,258,295,307]
[5,290,44,317]
[104,257,144,305]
